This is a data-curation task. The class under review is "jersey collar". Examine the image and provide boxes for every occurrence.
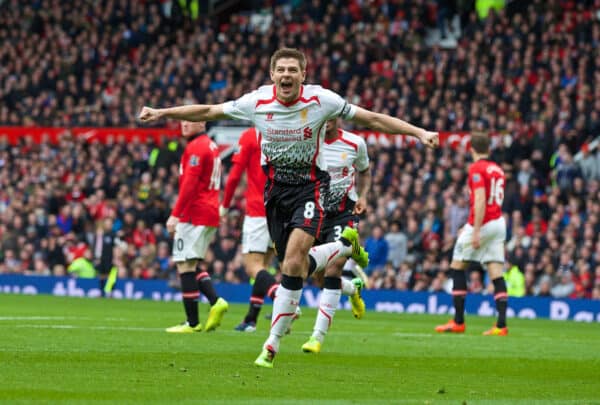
[324,128,343,144]
[274,85,305,107]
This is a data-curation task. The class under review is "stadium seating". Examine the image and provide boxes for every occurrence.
[0,0,599,300]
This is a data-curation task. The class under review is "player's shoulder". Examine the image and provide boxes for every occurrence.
[255,85,275,96]
[340,130,366,148]
[240,85,274,103]
[190,134,215,151]
[304,84,339,98]
[469,159,486,171]
[478,159,502,172]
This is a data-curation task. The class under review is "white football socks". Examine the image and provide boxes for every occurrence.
[309,241,351,274]
[341,277,356,296]
[264,285,302,353]
[312,288,342,343]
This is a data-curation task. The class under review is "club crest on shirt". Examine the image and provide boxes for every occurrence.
[341,152,348,161]
[300,108,308,123]
[472,173,481,182]
[189,155,199,166]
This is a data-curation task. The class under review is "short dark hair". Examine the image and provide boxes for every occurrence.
[470,131,490,154]
[270,48,307,71]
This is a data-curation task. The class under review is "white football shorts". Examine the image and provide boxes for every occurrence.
[172,222,216,262]
[242,216,272,254]
[452,216,506,264]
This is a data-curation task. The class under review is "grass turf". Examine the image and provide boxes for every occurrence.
[1,294,599,404]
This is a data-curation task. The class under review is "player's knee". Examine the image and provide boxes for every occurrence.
[176,260,197,274]
[243,254,265,277]
[486,262,503,279]
[282,254,307,277]
[324,257,346,277]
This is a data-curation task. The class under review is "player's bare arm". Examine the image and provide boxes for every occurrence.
[472,187,486,249]
[353,168,371,215]
[350,107,439,148]
[138,104,228,123]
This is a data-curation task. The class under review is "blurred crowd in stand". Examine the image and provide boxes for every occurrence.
[1,0,600,299]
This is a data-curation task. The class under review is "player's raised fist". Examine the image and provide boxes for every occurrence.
[138,106,161,122]
[420,130,439,148]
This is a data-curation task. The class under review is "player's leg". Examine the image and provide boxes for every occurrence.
[257,182,322,367]
[98,267,109,298]
[166,259,203,333]
[195,267,219,306]
[483,261,508,335]
[236,217,278,331]
[343,258,369,289]
[303,256,345,354]
[188,226,228,332]
[435,259,468,333]
[482,217,508,335]
[235,252,267,331]
[255,227,314,368]
[266,228,314,344]
[307,227,369,273]
[167,222,204,332]
[436,225,471,333]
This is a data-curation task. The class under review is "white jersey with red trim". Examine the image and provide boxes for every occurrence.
[323,129,370,212]
[222,85,356,185]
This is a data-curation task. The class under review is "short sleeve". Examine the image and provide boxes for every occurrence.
[222,90,259,121]
[319,88,357,120]
[355,137,370,172]
[469,166,485,189]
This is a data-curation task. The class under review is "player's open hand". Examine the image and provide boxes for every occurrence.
[138,106,161,122]
[419,130,439,148]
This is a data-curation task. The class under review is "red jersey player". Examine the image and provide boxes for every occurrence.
[165,121,228,333]
[436,132,509,336]
[221,128,279,332]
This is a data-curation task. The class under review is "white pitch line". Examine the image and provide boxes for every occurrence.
[0,316,89,321]
[14,324,164,332]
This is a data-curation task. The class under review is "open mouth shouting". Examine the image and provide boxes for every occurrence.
[279,80,294,94]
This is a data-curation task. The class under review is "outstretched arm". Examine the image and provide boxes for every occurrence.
[138,104,228,123]
[350,107,439,148]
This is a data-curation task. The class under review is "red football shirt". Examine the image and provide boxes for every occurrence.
[467,159,504,226]
[171,134,220,226]
[222,128,266,217]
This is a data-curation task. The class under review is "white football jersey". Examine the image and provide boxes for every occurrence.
[222,85,356,185]
[322,129,369,212]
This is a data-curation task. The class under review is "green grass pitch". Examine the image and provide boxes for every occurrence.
[1,294,599,404]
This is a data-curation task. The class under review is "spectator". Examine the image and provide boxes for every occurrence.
[67,248,96,279]
[364,226,389,275]
[0,0,599,301]
[384,222,407,268]
[551,271,576,298]
[578,145,600,181]
[534,275,553,297]
[504,264,525,297]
